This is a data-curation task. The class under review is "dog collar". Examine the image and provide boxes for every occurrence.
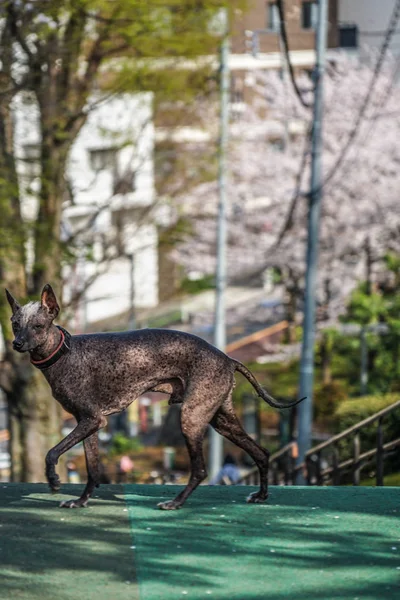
[30,326,72,370]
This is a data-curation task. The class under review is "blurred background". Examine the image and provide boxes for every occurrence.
[0,0,399,489]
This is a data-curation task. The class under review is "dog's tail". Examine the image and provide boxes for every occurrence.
[233,359,306,409]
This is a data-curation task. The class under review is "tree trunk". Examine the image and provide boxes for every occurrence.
[33,139,67,292]
[0,93,64,483]
[320,333,332,385]
[0,349,65,482]
[284,285,298,343]
[364,236,373,296]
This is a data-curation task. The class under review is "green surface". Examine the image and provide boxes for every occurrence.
[126,485,400,600]
[0,484,138,600]
[1,484,400,600]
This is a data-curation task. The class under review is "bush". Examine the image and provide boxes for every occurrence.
[335,393,400,429]
[109,433,143,456]
[180,274,215,295]
[334,394,400,477]
[314,381,348,419]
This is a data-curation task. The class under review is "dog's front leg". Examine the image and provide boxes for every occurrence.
[60,432,100,508]
[45,415,106,501]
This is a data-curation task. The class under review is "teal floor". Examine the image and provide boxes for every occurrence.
[1,484,399,599]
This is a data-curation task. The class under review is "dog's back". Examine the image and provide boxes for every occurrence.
[42,328,234,418]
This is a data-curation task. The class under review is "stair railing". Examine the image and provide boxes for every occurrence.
[236,398,400,487]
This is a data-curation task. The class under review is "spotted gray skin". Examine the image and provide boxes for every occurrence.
[5,284,305,510]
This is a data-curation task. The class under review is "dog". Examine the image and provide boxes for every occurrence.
[5,284,305,509]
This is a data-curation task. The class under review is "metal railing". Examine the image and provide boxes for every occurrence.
[236,399,400,487]
[303,399,400,486]
[238,441,299,486]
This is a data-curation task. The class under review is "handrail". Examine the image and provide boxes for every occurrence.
[304,399,400,456]
[235,398,400,487]
[320,438,400,478]
[237,441,297,485]
[226,320,288,353]
[270,440,297,462]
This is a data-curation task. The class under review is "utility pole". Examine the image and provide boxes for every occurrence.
[209,13,230,480]
[297,0,328,472]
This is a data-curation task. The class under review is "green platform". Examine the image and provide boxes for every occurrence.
[1,484,399,600]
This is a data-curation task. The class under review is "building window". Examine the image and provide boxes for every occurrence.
[339,24,358,49]
[267,2,280,32]
[302,1,317,30]
[24,143,41,160]
[23,143,41,180]
[89,147,117,172]
[113,169,136,195]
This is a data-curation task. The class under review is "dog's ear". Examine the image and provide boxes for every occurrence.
[41,284,60,318]
[5,289,21,315]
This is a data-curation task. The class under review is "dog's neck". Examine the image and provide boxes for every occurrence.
[30,325,62,362]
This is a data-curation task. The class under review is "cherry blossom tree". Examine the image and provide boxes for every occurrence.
[173,54,400,339]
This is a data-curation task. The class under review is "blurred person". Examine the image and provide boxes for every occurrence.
[67,460,81,484]
[209,454,240,485]
[116,455,134,483]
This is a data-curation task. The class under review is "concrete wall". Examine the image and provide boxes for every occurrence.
[339,0,400,55]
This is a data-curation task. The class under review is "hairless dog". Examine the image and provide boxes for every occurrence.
[5,284,305,510]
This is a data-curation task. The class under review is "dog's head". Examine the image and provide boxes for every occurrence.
[5,284,60,353]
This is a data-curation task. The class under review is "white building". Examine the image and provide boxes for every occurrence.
[339,0,400,56]
[14,92,159,331]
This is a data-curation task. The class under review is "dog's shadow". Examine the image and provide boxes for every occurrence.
[0,482,124,507]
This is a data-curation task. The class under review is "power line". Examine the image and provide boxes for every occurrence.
[273,11,400,250]
[268,0,314,248]
[319,0,400,192]
[327,53,400,200]
[276,0,313,109]
[272,124,312,248]
[272,2,400,251]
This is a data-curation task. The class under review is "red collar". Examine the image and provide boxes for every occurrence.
[31,326,71,370]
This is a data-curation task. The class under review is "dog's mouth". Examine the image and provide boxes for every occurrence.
[12,342,29,353]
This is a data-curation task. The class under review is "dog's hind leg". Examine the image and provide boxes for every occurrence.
[210,397,270,504]
[60,432,100,508]
[158,387,221,510]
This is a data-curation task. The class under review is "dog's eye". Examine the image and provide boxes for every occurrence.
[34,324,45,330]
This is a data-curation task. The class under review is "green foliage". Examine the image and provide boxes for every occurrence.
[109,433,143,456]
[313,381,348,419]
[1,0,243,293]
[361,471,400,486]
[339,254,400,394]
[334,394,400,476]
[232,361,299,414]
[180,274,215,295]
[159,216,193,246]
[343,286,387,325]
[335,393,400,428]
[147,310,183,328]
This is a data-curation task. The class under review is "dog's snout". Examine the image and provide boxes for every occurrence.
[13,339,24,350]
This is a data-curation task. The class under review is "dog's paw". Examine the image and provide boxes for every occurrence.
[59,498,88,509]
[157,500,182,511]
[48,474,61,493]
[246,491,268,504]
